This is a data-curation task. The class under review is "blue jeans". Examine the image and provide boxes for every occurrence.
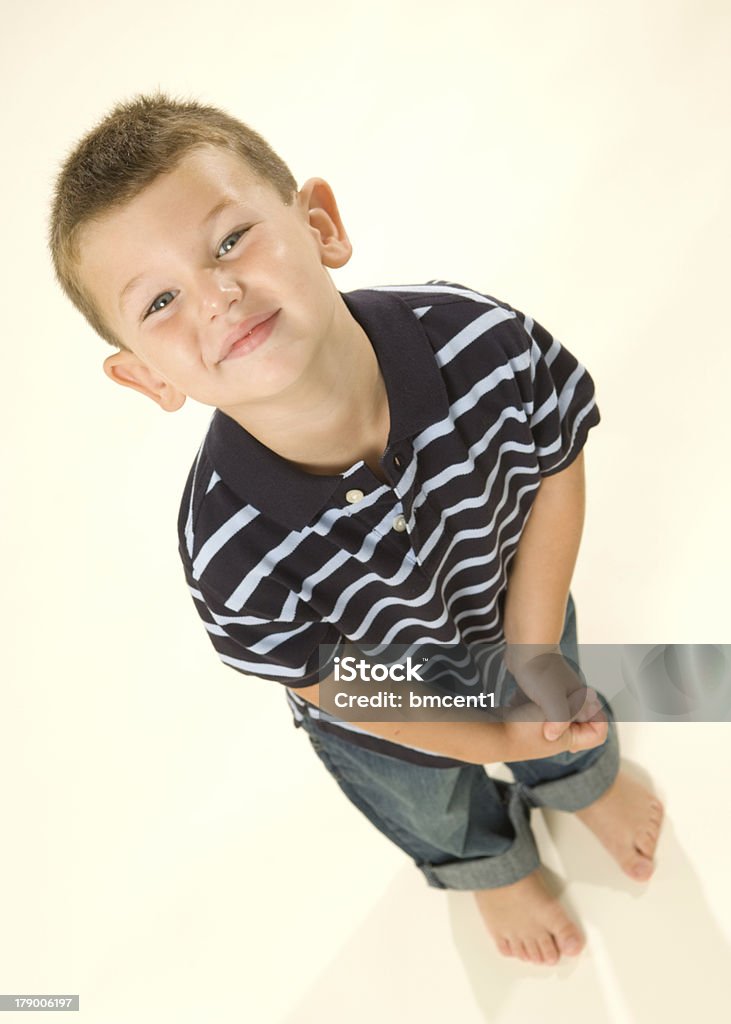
[290,593,620,890]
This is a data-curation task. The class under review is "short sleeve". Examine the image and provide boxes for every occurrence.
[511,308,601,477]
[179,548,342,688]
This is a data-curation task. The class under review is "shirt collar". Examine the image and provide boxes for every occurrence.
[205,286,449,529]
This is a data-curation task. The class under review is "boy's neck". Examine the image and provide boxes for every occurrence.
[218,299,391,481]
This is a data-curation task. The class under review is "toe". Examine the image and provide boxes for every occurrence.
[555,924,584,957]
[637,830,658,857]
[539,934,560,965]
[525,938,543,964]
[649,804,662,819]
[496,937,512,958]
[627,855,654,880]
[517,940,530,962]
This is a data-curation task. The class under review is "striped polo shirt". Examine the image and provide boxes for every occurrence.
[177,281,601,768]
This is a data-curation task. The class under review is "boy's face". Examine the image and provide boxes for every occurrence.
[75,144,353,416]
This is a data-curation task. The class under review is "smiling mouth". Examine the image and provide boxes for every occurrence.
[221,310,280,362]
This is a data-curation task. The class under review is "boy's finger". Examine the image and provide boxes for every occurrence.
[566,717,609,752]
[538,693,573,740]
[543,719,570,742]
[544,688,603,740]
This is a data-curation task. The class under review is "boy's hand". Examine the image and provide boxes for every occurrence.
[504,649,604,744]
[502,685,609,756]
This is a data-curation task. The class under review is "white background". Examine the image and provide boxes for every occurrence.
[1,1,729,1021]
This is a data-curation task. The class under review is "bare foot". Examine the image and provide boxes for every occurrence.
[575,769,665,881]
[474,867,584,965]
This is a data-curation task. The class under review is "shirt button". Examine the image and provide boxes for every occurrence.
[345,488,365,504]
[392,514,407,532]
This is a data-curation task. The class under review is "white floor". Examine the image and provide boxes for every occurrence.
[8,703,723,1024]
[273,722,731,1024]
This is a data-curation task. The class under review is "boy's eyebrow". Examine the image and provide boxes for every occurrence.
[118,198,238,313]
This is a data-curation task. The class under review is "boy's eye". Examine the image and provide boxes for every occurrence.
[140,228,248,320]
[217,229,247,257]
[144,291,175,318]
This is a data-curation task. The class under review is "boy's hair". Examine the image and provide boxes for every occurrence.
[48,91,299,351]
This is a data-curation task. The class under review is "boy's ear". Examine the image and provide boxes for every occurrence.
[102,350,186,412]
[296,178,353,269]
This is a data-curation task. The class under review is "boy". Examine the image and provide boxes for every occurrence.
[48,92,664,966]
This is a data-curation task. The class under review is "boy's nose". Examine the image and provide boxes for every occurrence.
[198,267,243,317]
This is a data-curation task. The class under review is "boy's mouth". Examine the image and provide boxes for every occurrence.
[218,310,280,363]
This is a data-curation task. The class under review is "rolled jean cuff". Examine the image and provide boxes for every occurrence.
[419,780,540,890]
[517,721,621,813]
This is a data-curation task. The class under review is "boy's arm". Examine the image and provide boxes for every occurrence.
[290,668,606,766]
[502,450,592,738]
